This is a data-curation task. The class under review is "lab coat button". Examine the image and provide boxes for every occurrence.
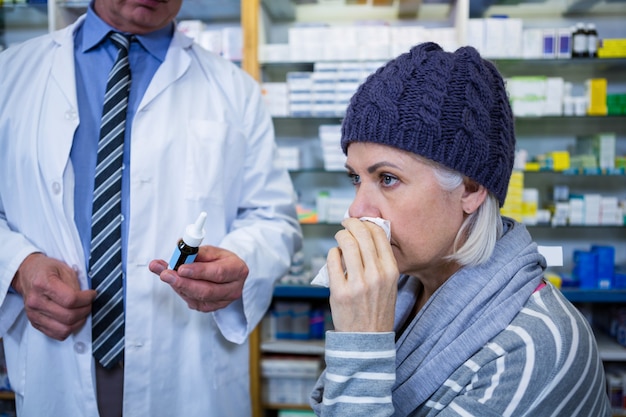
[127,340,143,348]
[74,342,86,354]
[52,182,62,194]
[65,109,77,120]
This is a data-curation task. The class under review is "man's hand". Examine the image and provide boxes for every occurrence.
[12,253,97,340]
[149,245,249,312]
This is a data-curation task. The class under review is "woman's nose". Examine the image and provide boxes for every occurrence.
[347,187,380,219]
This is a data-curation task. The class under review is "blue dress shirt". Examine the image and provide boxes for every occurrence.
[71,5,173,278]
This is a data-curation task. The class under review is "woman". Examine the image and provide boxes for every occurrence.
[310,42,611,416]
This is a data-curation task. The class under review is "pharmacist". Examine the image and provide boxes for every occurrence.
[0,0,302,415]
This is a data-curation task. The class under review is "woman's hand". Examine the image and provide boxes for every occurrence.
[327,218,399,333]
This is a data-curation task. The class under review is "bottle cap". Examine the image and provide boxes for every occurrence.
[183,211,207,247]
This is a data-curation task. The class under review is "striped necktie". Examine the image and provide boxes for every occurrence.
[90,32,131,369]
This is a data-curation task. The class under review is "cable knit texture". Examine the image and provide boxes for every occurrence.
[341,42,515,206]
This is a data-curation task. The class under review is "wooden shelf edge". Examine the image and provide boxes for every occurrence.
[261,339,325,355]
[0,391,15,401]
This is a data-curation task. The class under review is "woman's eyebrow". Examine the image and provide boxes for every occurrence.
[367,161,401,174]
[345,161,402,174]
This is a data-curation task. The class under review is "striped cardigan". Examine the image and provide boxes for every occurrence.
[311,283,611,416]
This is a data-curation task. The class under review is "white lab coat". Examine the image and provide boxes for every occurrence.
[0,16,301,417]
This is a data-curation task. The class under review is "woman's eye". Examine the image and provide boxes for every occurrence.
[381,174,398,187]
[348,173,360,186]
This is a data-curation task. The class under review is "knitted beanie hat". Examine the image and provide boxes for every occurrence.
[341,42,515,206]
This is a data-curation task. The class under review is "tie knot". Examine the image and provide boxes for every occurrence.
[109,32,131,52]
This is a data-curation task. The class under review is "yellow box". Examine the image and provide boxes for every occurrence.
[600,38,626,48]
[545,272,562,289]
[551,151,570,171]
[586,78,608,116]
[598,49,626,58]
[500,210,522,222]
[296,206,318,224]
[508,170,524,186]
[525,162,541,171]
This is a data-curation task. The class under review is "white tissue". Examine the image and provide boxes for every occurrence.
[310,217,391,288]
[537,246,563,267]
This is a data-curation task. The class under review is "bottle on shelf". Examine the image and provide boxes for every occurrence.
[572,22,588,58]
[587,23,598,58]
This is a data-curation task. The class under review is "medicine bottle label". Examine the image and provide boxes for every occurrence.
[169,242,199,270]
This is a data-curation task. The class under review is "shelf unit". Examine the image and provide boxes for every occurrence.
[252,1,626,416]
[273,284,626,304]
[254,1,469,416]
[0,2,47,49]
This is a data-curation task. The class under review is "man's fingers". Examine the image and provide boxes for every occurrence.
[44,277,96,309]
[149,259,168,275]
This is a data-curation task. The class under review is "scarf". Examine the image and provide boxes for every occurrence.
[392,219,546,416]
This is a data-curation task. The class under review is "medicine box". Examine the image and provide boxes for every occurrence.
[586,78,608,116]
[262,357,321,405]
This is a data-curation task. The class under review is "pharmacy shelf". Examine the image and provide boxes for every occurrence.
[296,221,625,229]
[273,284,329,299]
[492,57,626,79]
[273,284,626,304]
[596,330,626,362]
[561,289,626,303]
[272,114,626,127]
[290,169,626,177]
[261,339,325,355]
[1,1,48,48]
[527,169,626,176]
[1,2,47,9]
[273,115,626,121]
[263,4,626,415]
[55,1,89,9]
[514,116,626,135]
[260,328,626,361]
[263,57,626,68]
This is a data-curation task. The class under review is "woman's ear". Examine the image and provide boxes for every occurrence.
[461,179,488,214]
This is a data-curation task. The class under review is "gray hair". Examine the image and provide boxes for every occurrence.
[429,160,503,267]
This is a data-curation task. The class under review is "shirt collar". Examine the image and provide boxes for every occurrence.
[81,2,173,63]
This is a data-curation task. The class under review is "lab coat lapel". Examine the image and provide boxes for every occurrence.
[138,31,192,112]
[42,22,80,177]
[49,22,80,111]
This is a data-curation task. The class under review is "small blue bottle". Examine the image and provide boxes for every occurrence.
[169,212,207,271]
